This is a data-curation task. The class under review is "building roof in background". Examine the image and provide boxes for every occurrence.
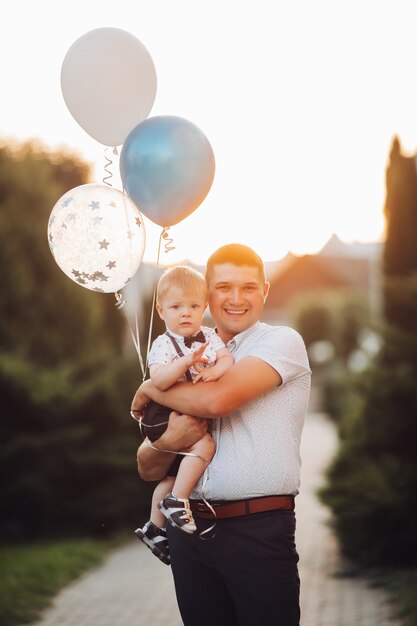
[264,254,372,310]
[318,233,382,259]
[263,234,383,313]
[133,234,383,316]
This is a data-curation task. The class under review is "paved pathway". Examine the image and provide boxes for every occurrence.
[297,413,400,626]
[31,412,401,626]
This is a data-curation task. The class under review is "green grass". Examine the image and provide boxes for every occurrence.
[0,537,124,626]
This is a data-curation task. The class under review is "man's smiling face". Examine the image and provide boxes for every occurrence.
[207,263,270,343]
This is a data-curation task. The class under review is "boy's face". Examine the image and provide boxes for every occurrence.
[156,286,207,337]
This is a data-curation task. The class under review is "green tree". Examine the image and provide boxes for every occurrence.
[291,290,369,365]
[0,142,124,366]
[0,142,152,540]
[320,138,417,567]
[384,136,417,279]
[383,136,417,328]
[0,349,152,539]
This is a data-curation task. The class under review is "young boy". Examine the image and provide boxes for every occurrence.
[134,265,234,564]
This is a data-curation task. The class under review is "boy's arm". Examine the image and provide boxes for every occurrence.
[133,356,282,419]
[150,342,209,390]
[193,347,234,383]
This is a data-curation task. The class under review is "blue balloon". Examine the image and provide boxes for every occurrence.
[120,116,215,227]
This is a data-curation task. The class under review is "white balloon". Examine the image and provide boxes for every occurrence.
[61,28,157,146]
[48,184,146,293]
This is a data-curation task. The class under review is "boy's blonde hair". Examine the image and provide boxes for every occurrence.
[157,265,207,305]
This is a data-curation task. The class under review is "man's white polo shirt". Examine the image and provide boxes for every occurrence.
[191,321,311,501]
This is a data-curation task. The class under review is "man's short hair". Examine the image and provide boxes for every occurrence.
[205,244,266,284]
[157,265,207,305]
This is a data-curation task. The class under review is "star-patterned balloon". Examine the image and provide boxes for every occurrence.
[47,183,146,293]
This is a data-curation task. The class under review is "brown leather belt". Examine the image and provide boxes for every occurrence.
[191,495,295,520]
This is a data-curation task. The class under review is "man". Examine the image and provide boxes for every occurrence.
[132,244,311,626]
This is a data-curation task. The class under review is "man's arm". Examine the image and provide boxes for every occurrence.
[136,411,208,480]
[135,356,282,419]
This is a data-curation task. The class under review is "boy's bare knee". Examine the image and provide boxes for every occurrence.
[205,434,216,460]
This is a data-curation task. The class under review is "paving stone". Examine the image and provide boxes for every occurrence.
[31,411,402,626]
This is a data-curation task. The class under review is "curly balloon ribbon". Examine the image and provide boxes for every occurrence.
[161,227,175,254]
[114,291,146,379]
[114,291,125,310]
[198,475,217,541]
[103,147,119,186]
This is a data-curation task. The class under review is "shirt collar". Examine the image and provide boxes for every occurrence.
[223,321,262,352]
[166,329,188,343]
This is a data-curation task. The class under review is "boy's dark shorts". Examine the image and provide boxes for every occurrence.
[142,400,181,476]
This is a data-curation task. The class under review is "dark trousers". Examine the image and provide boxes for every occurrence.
[167,509,300,626]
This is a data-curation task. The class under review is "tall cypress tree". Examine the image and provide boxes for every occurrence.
[319,136,417,567]
[383,137,417,331]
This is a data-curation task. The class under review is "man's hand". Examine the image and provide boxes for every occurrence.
[130,381,152,422]
[158,411,208,452]
[193,362,218,383]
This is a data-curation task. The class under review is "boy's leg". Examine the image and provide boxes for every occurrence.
[151,476,175,528]
[159,433,216,533]
[172,432,216,499]
[135,476,174,566]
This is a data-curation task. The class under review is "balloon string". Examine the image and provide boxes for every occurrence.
[143,227,175,381]
[103,146,118,186]
[114,291,146,379]
[136,229,215,539]
[198,474,217,541]
[144,288,157,382]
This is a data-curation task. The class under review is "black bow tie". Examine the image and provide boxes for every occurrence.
[184,330,206,348]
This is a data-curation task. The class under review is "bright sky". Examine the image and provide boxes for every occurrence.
[2,0,417,265]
